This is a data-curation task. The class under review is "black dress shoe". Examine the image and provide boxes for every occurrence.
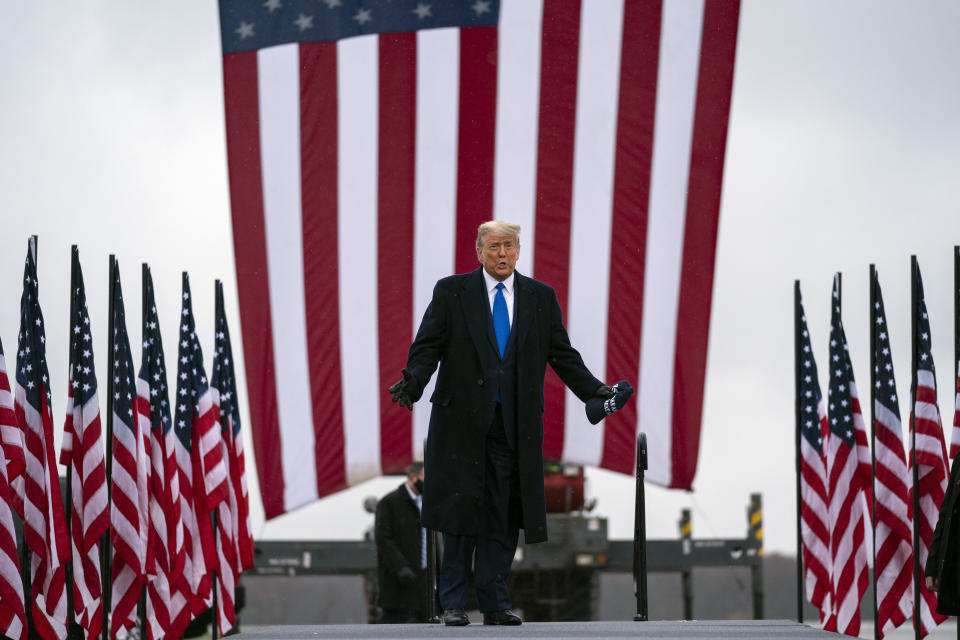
[442,608,470,626]
[483,609,522,625]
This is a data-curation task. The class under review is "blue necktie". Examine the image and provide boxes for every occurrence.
[493,282,510,357]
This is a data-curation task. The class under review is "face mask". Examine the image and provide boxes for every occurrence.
[413,479,424,494]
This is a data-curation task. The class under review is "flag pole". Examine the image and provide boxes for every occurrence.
[138,263,149,640]
[911,255,921,640]
[793,280,804,624]
[20,236,38,640]
[869,265,879,640]
[211,278,221,640]
[65,246,79,639]
[102,255,117,640]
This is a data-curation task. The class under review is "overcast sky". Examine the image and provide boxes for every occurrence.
[0,1,958,555]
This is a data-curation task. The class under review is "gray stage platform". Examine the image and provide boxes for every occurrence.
[234,620,837,639]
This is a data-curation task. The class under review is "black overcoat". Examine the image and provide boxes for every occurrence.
[405,268,602,544]
[927,451,960,614]
[374,484,423,611]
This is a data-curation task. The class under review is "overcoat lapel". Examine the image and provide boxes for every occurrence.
[514,272,535,354]
[460,268,498,361]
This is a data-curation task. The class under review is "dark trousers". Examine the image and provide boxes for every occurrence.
[438,405,521,613]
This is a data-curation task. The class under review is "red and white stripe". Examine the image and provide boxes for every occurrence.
[800,398,832,625]
[909,367,949,637]
[233,423,253,571]
[826,381,871,636]
[223,0,741,519]
[15,384,68,640]
[211,390,237,636]
[187,386,226,599]
[170,408,216,635]
[0,437,26,640]
[60,380,108,639]
[950,358,960,460]
[194,388,228,515]
[138,381,180,640]
[110,383,152,639]
[163,418,196,640]
[873,390,913,638]
[0,353,23,486]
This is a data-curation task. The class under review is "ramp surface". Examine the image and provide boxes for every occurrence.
[235,619,837,639]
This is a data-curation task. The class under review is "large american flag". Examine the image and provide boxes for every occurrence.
[218,0,741,518]
[0,423,25,640]
[59,250,108,639]
[908,265,948,638]
[210,281,254,636]
[15,237,69,640]
[825,274,872,637]
[108,261,152,639]
[138,266,186,640]
[871,270,913,639]
[172,273,228,626]
[795,286,832,625]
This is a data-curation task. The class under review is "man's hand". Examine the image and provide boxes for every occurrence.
[388,369,419,411]
[397,566,418,585]
[926,576,939,592]
[594,384,616,399]
[585,381,635,425]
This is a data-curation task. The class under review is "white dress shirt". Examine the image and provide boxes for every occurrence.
[482,269,515,328]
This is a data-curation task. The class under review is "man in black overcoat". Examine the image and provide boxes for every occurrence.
[375,462,426,623]
[388,220,616,626]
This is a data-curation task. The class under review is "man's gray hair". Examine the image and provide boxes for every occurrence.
[476,220,521,251]
[405,461,424,476]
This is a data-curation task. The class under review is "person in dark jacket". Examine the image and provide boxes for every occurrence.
[388,220,619,626]
[375,462,426,623]
[925,453,960,614]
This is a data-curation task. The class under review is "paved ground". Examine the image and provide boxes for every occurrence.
[233,619,838,639]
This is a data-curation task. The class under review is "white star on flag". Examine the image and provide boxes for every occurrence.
[353,8,372,25]
[294,14,314,31]
[472,0,491,15]
[413,3,431,19]
[235,22,255,39]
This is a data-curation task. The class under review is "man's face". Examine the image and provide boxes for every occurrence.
[476,233,519,281]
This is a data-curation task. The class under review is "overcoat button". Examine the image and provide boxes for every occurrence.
[477,378,484,385]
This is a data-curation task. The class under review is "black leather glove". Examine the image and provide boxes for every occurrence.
[397,566,417,585]
[593,384,616,399]
[585,380,635,425]
[388,369,420,411]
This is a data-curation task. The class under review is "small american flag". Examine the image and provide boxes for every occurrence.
[138,266,186,640]
[210,282,252,635]
[15,237,69,640]
[908,265,948,638]
[795,286,832,626]
[108,261,152,639]
[825,273,872,636]
[59,250,108,639]
[0,433,25,640]
[172,273,227,623]
[871,270,913,638]
[0,338,23,486]
[214,282,253,572]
